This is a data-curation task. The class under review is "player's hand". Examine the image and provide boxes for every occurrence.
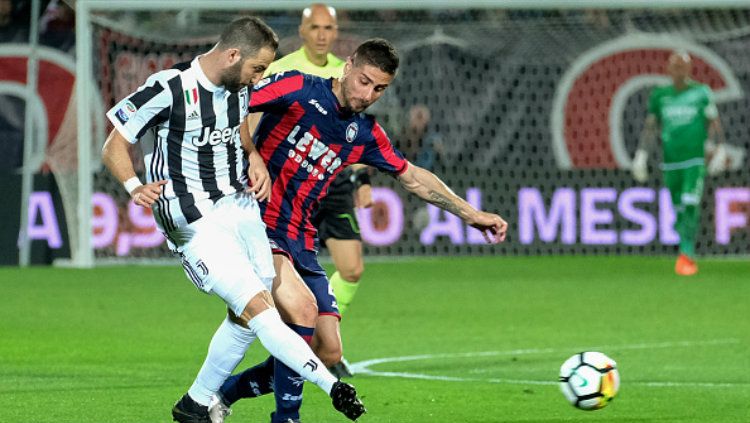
[466,210,508,244]
[354,185,373,208]
[707,143,728,176]
[631,149,649,183]
[247,152,271,201]
[131,180,167,208]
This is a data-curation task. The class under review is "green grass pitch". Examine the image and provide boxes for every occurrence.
[1,256,748,422]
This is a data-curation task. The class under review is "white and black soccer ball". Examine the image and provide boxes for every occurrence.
[559,351,620,410]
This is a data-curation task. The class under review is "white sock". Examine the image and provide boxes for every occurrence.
[248,308,337,395]
[188,317,256,406]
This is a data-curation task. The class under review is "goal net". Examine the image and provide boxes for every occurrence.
[70,3,750,265]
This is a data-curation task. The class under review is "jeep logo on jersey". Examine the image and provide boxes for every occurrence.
[346,122,358,143]
[192,125,240,147]
[551,34,743,170]
[286,125,343,180]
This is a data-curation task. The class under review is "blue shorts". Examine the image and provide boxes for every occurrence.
[268,235,341,319]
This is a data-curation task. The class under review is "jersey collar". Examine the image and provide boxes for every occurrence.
[192,56,221,92]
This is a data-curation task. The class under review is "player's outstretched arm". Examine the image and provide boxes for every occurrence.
[102,129,167,208]
[397,162,507,243]
[240,116,271,201]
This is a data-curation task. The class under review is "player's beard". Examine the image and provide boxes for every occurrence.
[220,60,244,93]
[341,78,370,113]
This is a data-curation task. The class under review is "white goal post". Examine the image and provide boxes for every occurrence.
[69,0,750,267]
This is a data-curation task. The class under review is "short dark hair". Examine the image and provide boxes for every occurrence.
[352,38,399,75]
[217,17,279,59]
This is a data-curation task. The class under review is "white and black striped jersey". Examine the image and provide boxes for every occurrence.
[106,57,251,233]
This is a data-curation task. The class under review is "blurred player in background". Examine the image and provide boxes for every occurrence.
[212,38,507,423]
[632,51,726,276]
[256,3,370,379]
[101,17,364,423]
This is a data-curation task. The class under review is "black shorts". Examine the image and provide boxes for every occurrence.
[315,206,362,243]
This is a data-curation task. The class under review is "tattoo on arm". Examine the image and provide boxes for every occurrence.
[427,190,464,217]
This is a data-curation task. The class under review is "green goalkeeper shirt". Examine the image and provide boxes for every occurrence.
[647,80,718,168]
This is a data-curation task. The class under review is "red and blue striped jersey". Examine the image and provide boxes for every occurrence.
[249,71,408,251]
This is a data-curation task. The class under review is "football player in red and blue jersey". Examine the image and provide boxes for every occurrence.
[213,38,508,423]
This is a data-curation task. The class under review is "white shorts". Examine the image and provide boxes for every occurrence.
[166,192,276,317]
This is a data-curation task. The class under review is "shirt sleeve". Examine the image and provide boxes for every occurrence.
[360,121,409,176]
[703,86,719,120]
[248,71,305,114]
[105,74,171,144]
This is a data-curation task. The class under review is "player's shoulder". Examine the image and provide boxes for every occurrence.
[327,53,345,68]
[357,113,390,139]
[267,70,327,90]
[255,70,306,91]
[650,84,671,96]
[689,80,714,96]
[143,61,189,88]
[359,112,378,124]
[262,69,320,85]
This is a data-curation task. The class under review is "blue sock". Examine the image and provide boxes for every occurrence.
[271,323,315,423]
[219,355,274,406]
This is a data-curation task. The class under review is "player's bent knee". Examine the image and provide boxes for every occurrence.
[237,290,276,324]
[227,308,248,326]
[298,298,319,326]
[341,265,364,283]
[278,295,319,326]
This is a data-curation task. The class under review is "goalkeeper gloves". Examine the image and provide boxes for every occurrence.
[707,143,728,175]
[631,149,649,183]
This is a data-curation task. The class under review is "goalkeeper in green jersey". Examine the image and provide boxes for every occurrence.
[632,51,726,276]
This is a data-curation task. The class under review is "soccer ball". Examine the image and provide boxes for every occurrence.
[559,351,620,410]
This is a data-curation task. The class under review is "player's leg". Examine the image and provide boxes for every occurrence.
[298,266,352,379]
[176,197,363,422]
[217,252,318,410]
[677,165,705,273]
[267,253,319,423]
[297,267,343,367]
[216,251,353,423]
[663,168,683,233]
[221,254,364,422]
[170,214,264,422]
[327,237,364,315]
[313,314,345,369]
[320,210,365,316]
[318,209,361,378]
[664,168,698,275]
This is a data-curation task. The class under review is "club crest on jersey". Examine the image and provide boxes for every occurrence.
[239,88,249,114]
[345,122,358,143]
